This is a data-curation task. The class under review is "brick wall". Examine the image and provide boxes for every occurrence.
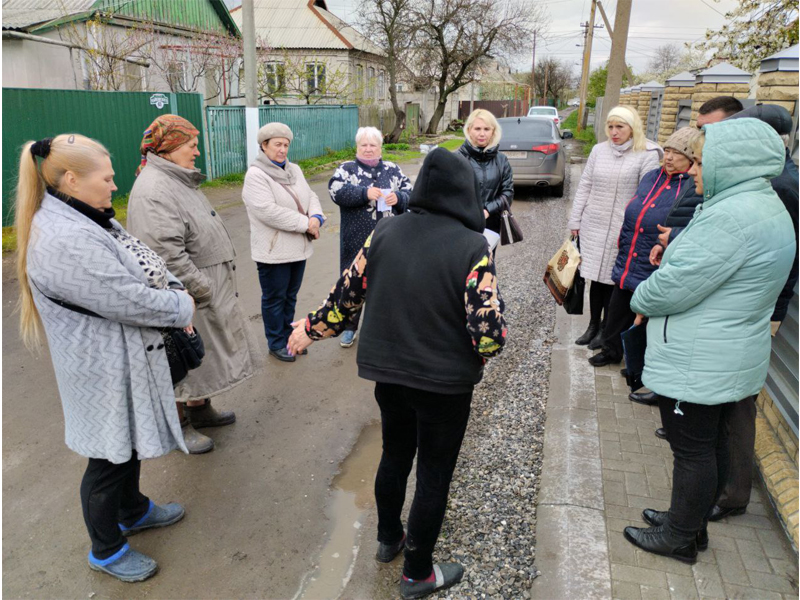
[755,389,799,550]
[658,85,693,144]
[637,91,650,123]
[755,70,799,115]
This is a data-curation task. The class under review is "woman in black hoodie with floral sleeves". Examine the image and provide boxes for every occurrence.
[289,148,507,599]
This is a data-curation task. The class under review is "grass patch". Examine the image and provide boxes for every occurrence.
[439,138,465,152]
[3,226,17,254]
[201,172,245,188]
[562,111,597,156]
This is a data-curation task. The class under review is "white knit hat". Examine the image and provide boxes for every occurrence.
[606,105,638,128]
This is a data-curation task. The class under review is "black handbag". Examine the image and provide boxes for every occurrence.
[563,269,585,315]
[562,236,584,315]
[39,289,204,386]
[161,327,205,385]
[499,199,524,246]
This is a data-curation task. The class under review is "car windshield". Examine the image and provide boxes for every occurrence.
[499,119,555,142]
[528,108,556,116]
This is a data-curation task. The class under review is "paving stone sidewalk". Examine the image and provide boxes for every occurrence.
[532,307,799,600]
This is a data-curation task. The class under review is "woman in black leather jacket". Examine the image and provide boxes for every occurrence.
[457,109,514,234]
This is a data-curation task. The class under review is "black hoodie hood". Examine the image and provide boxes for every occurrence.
[408,147,486,233]
[727,103,794,135]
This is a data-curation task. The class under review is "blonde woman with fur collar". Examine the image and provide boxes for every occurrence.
[568,105,663,348]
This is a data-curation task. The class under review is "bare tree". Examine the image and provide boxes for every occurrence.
[357,0,419,142]
[412,0,544,133]
[56,13,151,91]
[255,50,362,105]
[647,44,682,77]
[522,57,575,103]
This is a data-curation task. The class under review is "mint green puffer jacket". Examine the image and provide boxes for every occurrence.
[630,119,795,405]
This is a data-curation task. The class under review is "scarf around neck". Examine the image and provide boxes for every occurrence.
[253,151,296,185]
[610,139,634,157]
[48,186,115,229]
[356,156,381,168]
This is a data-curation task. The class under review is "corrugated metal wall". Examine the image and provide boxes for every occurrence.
[258,105,359,162]
[95,0,230,33]
[2,88,206,226]
[205,104,359,178]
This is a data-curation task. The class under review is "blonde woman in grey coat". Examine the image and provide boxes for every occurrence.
[127,115,258,454]
[16,134,195,582]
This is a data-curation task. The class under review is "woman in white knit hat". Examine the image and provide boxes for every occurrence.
[242,122,326,362]
[567,105,663,349]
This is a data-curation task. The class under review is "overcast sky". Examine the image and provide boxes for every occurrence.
[226,0,742,76]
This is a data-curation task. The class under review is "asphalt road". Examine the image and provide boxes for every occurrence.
[2,133,580,599]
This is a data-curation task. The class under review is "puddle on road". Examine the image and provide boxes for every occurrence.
[293,421,383,600]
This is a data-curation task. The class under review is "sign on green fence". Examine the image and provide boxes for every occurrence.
[2,88,207,226]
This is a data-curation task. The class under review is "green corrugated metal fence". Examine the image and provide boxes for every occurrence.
[205,104,359,179]
[2,88,206,226]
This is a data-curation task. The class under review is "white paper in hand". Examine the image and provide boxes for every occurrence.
[377,189,393,214]
[483,228,501,252]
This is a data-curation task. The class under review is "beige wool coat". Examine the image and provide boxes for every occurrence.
[568,139,663,284]
[127,154,258,401]
[241,154,324,264]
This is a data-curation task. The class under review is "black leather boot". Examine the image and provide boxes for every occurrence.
[629,391,658,406]
[575,321,599,345]
[642,509,709,550]
[623,524,698,564]
[587,329,604,350]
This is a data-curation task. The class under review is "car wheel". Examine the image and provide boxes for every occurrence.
[551,181,565,197]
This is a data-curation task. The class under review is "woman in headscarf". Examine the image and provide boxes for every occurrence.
[127,115,258,454]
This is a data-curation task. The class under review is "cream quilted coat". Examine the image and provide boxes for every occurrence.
[568,140,663,284]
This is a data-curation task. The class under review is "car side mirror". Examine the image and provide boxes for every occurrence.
[561,130,574,139]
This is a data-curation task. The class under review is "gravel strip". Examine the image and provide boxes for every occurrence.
[431,184,571,600]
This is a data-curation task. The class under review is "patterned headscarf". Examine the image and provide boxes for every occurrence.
[136,115,199,175]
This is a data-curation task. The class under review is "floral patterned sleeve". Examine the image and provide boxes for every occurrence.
[466,253,507,358]
[305,234,371,340]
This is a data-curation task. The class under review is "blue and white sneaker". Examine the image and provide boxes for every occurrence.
[88,544,158,582]
[340,330,357,348]
[119,500,185,536]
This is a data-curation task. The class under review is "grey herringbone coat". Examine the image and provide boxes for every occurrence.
[27,194,195,464]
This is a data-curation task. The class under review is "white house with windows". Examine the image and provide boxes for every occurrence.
[229,0,388,106]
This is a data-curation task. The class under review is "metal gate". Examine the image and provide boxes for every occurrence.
[205,104,359,179]
[646,89,664,140]
[205,107,247,180]
[406,103,420,135]
[675,99,693,130]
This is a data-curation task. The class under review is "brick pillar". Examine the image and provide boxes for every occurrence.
[637,90,650,122]
[658,71,695,144]
[756,71,799,115]
[689,63,752,127]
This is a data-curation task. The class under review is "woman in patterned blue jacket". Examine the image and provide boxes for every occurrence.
[328,126,413,348]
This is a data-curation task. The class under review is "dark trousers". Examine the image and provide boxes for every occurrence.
[345,307,363,332]
[80,451,150,559]
[601,287,635,361]
[716,395,757,509]
[373,382,472,580]
[256,260,306,351]
[589,281,614,326]
[658,396,735,538]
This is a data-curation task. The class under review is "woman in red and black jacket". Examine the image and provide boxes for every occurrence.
[589,127,702,368]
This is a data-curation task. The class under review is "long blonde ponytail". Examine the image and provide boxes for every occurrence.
[15,134,110,349]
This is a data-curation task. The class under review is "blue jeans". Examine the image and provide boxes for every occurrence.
[256,261,306,351]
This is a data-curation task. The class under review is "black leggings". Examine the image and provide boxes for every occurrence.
[589,281,614,326]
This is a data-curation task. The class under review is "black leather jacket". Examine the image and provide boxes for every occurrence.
[457,141,514,233]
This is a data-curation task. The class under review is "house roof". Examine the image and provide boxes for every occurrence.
[2,0,240,36]
[230,0,383,56]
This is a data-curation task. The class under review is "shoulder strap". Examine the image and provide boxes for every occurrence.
[278,182,308,218]
[30,278,105,319]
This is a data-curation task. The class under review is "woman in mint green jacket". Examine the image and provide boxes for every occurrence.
[623,119,795,564]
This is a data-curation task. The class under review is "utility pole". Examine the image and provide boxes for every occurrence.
[577,0,600,132]
[243,0,259,165]
[600,0,633,141]
[543,61,549,105]
[530,30,537,106]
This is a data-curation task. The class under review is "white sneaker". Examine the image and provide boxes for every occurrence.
[340,330,357,348]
